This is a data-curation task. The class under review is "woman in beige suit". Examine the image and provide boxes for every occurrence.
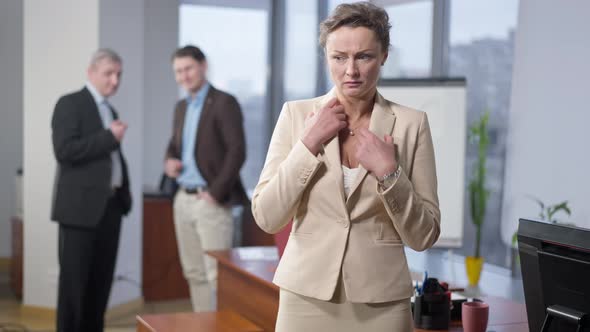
[252,2,440,331]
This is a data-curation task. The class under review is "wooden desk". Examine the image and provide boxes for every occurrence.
[208,247,528,332]
[10,216,23,299]
[141,193,277,301]
[136,310,263,332]
[143,194,189,301]
[207,247,279,332]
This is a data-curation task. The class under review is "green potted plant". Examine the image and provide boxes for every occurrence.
[510,198,571,276]
[531,198,572,224]
[466,111,490,286]
[512,198,572,246]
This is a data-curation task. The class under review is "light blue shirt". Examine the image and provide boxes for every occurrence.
[85,82,122,187]
[176,83,210,188]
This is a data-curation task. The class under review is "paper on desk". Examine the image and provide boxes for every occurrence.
[237,249,279,261]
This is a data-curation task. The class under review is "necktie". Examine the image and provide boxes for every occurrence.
[100,100,123,188]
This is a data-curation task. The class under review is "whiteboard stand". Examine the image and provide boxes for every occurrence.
[378,78,467,248]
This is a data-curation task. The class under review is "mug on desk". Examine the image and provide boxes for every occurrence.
[462,301,489,332]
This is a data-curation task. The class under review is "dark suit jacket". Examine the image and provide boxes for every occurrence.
[165,85,248,205]
[51,87,132,228]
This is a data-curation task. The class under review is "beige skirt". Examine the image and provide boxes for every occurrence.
[275,276,413,332]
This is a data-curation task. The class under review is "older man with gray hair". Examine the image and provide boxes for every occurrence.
[51,48,132,332]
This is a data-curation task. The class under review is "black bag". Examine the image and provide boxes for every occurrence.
[159,174,178,197]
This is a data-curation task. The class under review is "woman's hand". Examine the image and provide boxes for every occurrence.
[301,98,347,155]
[355,128,398,178]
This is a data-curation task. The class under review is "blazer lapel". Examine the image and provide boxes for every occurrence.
[346,92,397,200]
[81,88,104,131]
[195,87,215,153]
[317,91,347,207]
[175,101,188,153]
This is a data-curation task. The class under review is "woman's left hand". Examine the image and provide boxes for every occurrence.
[355,128,398,178]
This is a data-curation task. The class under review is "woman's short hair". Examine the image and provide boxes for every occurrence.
[172,45,206,63]
[319,1,391,52]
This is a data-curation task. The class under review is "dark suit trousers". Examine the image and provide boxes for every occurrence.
[57,195,123,332]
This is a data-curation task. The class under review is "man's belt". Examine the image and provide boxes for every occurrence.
[181,185,207,194]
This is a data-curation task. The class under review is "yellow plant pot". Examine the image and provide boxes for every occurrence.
[465,256,484,286]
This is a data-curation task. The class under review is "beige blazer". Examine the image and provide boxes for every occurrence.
[252,89,440,303]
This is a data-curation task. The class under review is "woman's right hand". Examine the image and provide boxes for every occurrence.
[301,98,347,155]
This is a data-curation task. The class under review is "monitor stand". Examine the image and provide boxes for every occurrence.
[541,305,588,332]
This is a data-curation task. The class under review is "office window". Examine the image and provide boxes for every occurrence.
[449,0,519,267]
[284,0,318,101]
[328,0,354,12]
[179,3,270,192]
[382,0,433,78]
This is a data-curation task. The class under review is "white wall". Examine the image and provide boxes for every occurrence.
[501,0,590,244]
[24,0,178,308]
[23,0,178,309]
[23,0,100,307]
[0,1,23,258]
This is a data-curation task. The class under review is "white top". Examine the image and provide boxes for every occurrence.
[342,165,361,197]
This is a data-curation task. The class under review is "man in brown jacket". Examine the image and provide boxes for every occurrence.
[164,45,248,311]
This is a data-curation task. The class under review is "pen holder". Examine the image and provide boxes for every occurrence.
[413,292,451,330]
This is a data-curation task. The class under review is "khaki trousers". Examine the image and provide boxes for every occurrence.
[173,190,233,311]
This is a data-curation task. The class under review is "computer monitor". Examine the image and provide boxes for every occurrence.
[518,219,590,332]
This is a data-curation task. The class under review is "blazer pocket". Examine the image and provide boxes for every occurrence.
[378,220,402,242]
[374,238,403,246]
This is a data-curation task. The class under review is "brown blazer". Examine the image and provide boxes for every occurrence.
[166,85,248,205]
[252,89,441,303]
